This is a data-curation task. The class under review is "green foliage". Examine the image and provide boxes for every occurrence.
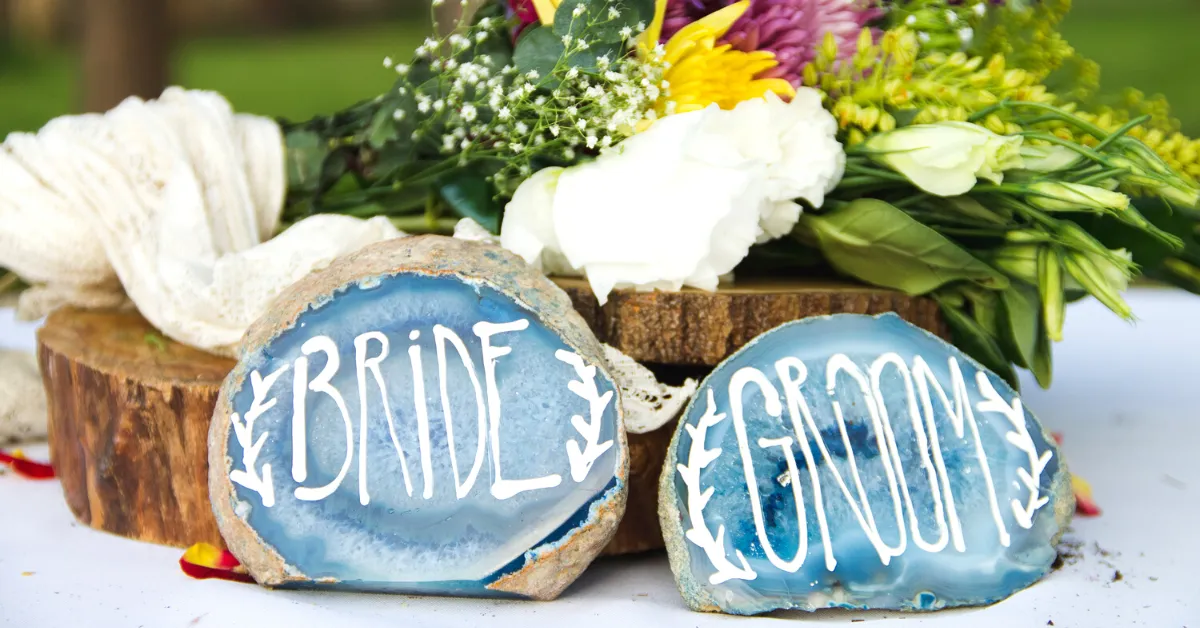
[795,198,1009,294]
[437,165,505,233]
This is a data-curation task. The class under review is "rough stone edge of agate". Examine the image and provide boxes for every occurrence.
[657,311,1075,616]
[208,234,630,597]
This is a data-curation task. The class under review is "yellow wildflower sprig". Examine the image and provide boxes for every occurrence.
[804,27,1053,145]
[806,26,1200,184]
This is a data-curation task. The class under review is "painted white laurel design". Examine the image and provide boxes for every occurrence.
[229,365,289,507]
[555,350,615,482]
[677,388,758,585]
[974,372,1052,529]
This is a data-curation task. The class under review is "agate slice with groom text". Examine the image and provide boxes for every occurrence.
[659,313,1073,615]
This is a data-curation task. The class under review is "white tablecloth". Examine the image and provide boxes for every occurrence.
[1,291,1197,628]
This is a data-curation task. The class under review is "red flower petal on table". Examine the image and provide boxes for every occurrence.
[0,449,56,479]
[1051,433,1102,517]
[1071,475,1102,517]
[180,543,255,584]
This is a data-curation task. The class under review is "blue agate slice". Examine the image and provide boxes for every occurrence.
[659,313,1072,615]
[208,236,627,600]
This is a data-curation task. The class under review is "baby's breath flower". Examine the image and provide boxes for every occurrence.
[562,34,572,46]
[572,4,585,17]
[550,124,560,137]
[566,67,580,80]
[511,142,524,153]
[586,134,598,148]
[383,56,394,68]
[395,63,409,75]
[607,7,620,19]
[433,100,446,112]
[498,106,512,120]
[515,121,529,134]
[461,103,477,122]
[526,70,540,80]
[393,109,406,121]
[620,26,633,39]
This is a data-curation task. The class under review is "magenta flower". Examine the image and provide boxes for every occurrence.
[662,0,883,85]
[508,0,540,38]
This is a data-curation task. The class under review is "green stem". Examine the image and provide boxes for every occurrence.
[1092,114,1151,152]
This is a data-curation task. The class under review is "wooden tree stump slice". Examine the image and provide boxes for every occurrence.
[555,277,948,366]
[39,307,233,549]
[38,281,944,556]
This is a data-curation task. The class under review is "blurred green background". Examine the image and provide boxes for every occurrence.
[0,0,1197,138]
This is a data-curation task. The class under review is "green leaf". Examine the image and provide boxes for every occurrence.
[1030,313,1053,388]
[284,130,328,195]
[998,284,1039,370]
[796,198,1010,295]
[567,42,622,73]
[366,104,400,149]
[513,26,565,82]
[936,296,1020,390]
[554,0,638,44]
[438,167,503,234]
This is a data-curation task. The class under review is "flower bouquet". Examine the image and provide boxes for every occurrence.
[276,0,1198,389]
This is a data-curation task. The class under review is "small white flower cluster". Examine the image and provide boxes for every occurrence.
[380,12,667,194]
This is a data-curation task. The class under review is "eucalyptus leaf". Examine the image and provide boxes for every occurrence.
[936,297,1020,389]
[554,0,639,43]
[998,284,1039,370]
[796,198,1010,295]
[366,104,400,149]
[567,42,622,73]
[285,130,327,195]
[513,26,565,83]
[438,167,503,234]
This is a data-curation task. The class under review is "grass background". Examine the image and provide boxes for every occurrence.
[0,0,1197,138]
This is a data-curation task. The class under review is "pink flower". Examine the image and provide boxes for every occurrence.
[662,0,882,85]
[508,0,541,37]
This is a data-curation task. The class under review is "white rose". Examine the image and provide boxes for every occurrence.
[864,121,1024,196]
[500,92,844,303]
[495,166,577,275]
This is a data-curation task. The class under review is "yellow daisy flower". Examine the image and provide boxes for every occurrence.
[640,0,795,115]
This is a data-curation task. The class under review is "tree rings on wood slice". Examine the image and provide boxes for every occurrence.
[39,307,233,549]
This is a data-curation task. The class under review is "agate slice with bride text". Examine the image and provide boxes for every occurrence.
[209,236,627,600]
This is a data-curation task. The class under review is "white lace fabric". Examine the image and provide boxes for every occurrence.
[0,91,692,444]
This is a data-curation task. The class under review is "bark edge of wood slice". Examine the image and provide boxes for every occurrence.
[556,277,948,366]
[39,307,234,549]
[37,280,944,556]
